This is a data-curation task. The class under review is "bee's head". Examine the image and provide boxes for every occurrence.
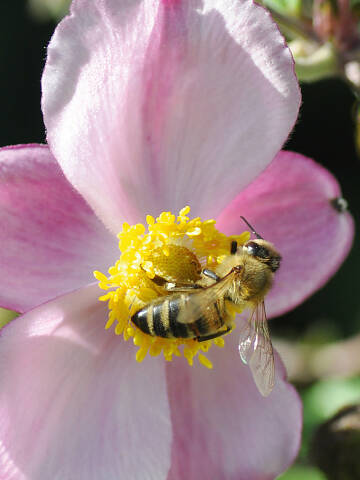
[238,216,281,272]
[244,239,281,272]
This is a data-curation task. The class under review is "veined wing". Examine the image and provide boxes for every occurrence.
[177,269,238,324]
[238,301,275,397]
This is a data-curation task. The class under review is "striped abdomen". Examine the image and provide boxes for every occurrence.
[131,292,224,339]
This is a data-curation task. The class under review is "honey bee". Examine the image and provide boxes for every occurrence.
[131,217,281,396]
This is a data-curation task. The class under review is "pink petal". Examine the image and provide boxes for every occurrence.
[42,0,300,233]
[0,285,172,480]
[216,151,354,317]
[0,144,119,313]
[166,333,301,479]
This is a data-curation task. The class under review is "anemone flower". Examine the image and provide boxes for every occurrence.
[0,0,354,479]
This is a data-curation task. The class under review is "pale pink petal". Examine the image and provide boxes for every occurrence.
[0,284,172,480]
[166,332,301,480]
[0,145,119,313]
[42,0,300,233]
[216,151,354,317]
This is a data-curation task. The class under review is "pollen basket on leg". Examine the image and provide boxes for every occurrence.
[94,207,250,368]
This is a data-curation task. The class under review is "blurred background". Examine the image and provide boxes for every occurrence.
[0,1,359,478]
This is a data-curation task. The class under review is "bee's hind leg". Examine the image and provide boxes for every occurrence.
[196,327,232,342]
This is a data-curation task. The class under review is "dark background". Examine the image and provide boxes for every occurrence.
[281,78,360,339]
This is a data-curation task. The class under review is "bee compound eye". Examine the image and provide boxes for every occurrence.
[246,242,269,259]
[246,241,260,256]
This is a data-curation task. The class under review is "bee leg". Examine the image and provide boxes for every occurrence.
[196,327,232,342]
[202,268,220,282]
[166,284,203,292]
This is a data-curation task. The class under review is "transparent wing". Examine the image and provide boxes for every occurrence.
[238,301,275,397]
[177,271,237,324]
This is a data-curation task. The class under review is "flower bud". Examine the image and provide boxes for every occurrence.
[311,404,360,479]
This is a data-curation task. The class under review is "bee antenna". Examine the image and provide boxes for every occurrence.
[240,216,263,240]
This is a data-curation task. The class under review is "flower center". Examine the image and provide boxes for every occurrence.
[94,207,250,368]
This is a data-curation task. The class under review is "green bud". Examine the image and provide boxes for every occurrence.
[261,0,303,18]
[290,39,340,82]
[28,0,71,22]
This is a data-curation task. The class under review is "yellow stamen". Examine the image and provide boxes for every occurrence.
[94,207,250,368]
[198,354,213,369]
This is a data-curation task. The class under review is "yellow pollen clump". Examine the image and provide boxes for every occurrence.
[94,206,250,368]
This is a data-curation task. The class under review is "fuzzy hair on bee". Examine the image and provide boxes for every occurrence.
[131,218,281,396]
